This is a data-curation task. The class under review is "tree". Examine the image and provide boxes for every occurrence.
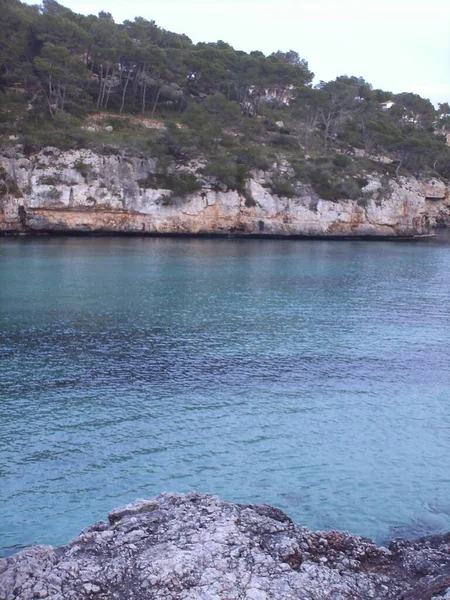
[0,0,39,86]
[34,43,90,114]
[315,78,359,150]
[438,102,450,117]
[204,93,241,130]
[394,92,436,129]
[291,87,327,151]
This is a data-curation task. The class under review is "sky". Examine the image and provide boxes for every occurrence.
[24,0,450,105]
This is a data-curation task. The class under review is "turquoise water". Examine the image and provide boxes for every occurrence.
[1,237,450,554]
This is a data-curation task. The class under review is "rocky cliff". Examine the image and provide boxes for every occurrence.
[1,493,450,600]
[1,147,449,238]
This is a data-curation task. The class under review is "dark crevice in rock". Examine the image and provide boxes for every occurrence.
[18,205,27,228]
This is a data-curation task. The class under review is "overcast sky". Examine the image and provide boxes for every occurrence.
[25,0,450,105]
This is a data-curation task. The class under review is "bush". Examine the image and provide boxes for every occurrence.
[169,173,203,196]
[357,196,370,207]
[39,175,60,185]
[338,178,362,200]
[244,193,257,207]
[332,154,352,168]
[0,91,28,133]
[0,167,23,198]
[292,160,308,180]
[356,176,369,188]
[137,175,158,189]
[18,118,160,157]
[203,157,249,191]
[159,123,199,160]
[102,116,132,131]
[157,155,173,173]
[20,130,73,152]
[46,187,62,200]
[268,177,296,198]
[138,172,202,197]
[270,134,299,149]
[308,169,341,201]
[52,111,82,131]
[237,147,272,171]
[74,160,92,178]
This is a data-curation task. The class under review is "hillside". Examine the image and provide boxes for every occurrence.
[0,0,450,235]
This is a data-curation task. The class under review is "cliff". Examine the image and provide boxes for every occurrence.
[1,493,450,600]
[1,147,449,238]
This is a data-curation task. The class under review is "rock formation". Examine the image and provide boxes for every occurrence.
[1,147,449,238]
[1,493,450,600]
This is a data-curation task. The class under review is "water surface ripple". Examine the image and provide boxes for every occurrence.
[1,237,450,554]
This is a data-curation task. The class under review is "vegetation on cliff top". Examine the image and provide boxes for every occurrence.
[1,0,450,198]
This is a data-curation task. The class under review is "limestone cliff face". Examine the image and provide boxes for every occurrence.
[1,147,449,237]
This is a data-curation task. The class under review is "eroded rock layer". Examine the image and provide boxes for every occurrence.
[1,148,450,238]
[1,493,450,600]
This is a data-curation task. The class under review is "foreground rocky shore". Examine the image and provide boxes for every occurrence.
[1,494,450,600]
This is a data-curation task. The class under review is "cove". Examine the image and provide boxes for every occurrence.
[1,237,450,555]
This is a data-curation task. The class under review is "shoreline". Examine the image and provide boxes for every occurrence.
[0,230,439,241]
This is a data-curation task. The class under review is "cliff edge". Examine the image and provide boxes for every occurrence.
[1,148,449,238]
[1,493,450,600]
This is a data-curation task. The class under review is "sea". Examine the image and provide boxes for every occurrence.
[1,236,450,555]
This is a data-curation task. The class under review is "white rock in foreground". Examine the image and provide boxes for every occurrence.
[1,493,450,600]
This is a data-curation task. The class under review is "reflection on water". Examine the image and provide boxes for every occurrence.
[1,237,450,554]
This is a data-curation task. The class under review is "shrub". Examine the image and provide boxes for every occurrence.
[270,134,299,149]
[169,173,202,197]
[46,187,62,200]
[268,177,296,198]
[0,167,23,198]
[159,123,198,160]
[203,157,249,191]
[292,160,308,180]
[138,172,202,197]
[74,160,92,177]
[244,193,257,207]
[237,147,272,171]
[308,169,341,201]
[52,111,82,131]
[137,175,159,190]
[356,176,369,188]
[338,178,362,200]
[39,175,60,186]
[157,155,173,173]
[332,154,352,168]
[103,116,132,131]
